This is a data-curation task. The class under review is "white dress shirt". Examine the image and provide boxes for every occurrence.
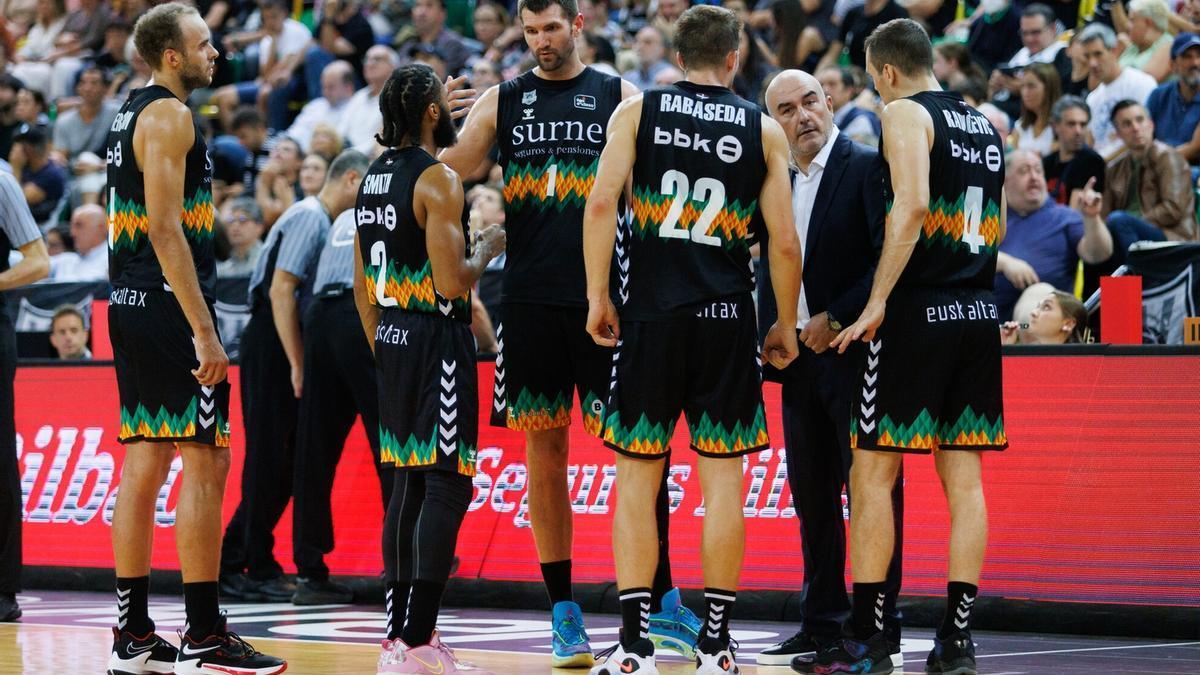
[791,126,839,329]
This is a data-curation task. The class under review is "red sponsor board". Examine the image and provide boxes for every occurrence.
[16,356,1200,606]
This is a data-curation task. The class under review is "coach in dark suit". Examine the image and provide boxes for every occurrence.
[755,70,905,667]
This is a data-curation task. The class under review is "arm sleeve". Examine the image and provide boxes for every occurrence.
[0,173,44,247]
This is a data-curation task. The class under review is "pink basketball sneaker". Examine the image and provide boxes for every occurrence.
[377,638,410,674]
[388,631,493,674]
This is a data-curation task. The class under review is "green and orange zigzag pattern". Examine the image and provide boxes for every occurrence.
[363,260,469,314]
[380,427,478,477]
[890,194,1002,254]
[629,186,757,253]
[505,389,605,438]
[109,189,214,252]
[119,398,229,448]
[851,406,1006,450]
[502,157,597,210]
[603,406,768,456]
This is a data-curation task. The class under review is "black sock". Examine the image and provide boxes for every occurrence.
[650,466,673,614]
[401,580,445,647]
[851,582,887,640]
[939,582,978,639]
[183,581,220,640]
[703,588,735,643]
[618,587,651,646]
[116,576,153,635]
[540,559,573,606]
[386,581,410,641]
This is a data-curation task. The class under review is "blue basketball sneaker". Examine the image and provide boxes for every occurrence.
[648,588,701,659]
[551,600,595,668]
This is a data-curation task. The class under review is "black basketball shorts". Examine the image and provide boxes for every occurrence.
[602,293,768,458]
[375,308,479,477]
[850,286,1008,454]
[109,288,232,448]
[489,303,612,437]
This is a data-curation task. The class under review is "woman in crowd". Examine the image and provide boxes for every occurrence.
[13,87,50,127]
[12,0,68,70]
[1116,0,1173,81]
[934,41,987,90]
[1002,290,1089,344]
[1012,63,1061,156]
[298,152,329,198]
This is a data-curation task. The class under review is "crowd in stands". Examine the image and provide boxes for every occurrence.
[2,0,1198,352]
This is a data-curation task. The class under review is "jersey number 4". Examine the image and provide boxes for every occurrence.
[657,170,724,247]
[961,185,986,254]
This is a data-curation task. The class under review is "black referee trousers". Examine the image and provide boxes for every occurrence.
[0,312,21,594]
[221,303,297,580]
[780,345,904,638]
[292,293,391,581]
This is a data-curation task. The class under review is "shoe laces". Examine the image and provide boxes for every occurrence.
[555,613,590,645]
[594,643,620,661]
[675,605,703,634]
[223,631,262,658]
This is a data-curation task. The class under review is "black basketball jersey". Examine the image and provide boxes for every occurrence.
[883,91,1005,289]
[495,67,623,306]
[356,146,471,323]
[106,85,216,298]
[623,81,765,320]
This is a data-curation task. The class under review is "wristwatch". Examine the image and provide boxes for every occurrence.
[827,312,843,331]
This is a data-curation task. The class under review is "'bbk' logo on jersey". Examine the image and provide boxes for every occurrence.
[574,94,596,110]
[522,90,536,105]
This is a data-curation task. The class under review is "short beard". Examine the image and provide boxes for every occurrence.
[537,40,575,72]
[433,103,458,148]
[179,57,212,92]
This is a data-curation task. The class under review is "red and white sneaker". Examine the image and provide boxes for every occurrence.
[388,630,493,674]
[106,627,177,675]
[174,616,287,674]
[377,637,410,674]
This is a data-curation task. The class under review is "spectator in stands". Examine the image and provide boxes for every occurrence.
[1001,290,1089,344]
[49,305,90,360]
[579,32,620,77]
[308,124,344,163]
[1080,23,1157,159]
[13,87,49,128]
[8,123,63,224]
[213,0,311,132]
[652,0,688,37]
[31,0,112,100]
[394,0,480,77]
[734,25,774,104]
[92,19,132,87]
[965,0,1022,72]
[1146,34,1200,165]
[409,43,448,81]
[1119,0,1173,82]
[817,0,907,71]
[217,197,265,278]
[817,65,880,146]
[337,45,397,155]
[1044,96,1107,205]
[978,102,1012,141]
[580,0,624,45]
[256,136,304,226]
[213,107,274,205]
[624,25,671,90]
[299,152,329,198]
[54,203,107,281]
[777,0,837,71]
[1012,63,1060,156]
[306,0,375,90]
[1104,100,1198,250]
[285,60,356,154]
[1063,29,1093,97]
[951,77,990,107]
[933,41,987,90]
[52,64,119,161]
[470,57,503,90]
[66,150,105,208]
[996,149,1113,320]
[0,75,20,163]
[11,0,68,81]
[1006,4,1071,76]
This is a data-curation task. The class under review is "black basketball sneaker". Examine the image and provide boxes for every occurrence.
[174,615,287,674]
[106,627,178,675]
[925,632,977,675]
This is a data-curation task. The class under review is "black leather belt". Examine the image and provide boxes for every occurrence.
[315,284,351,299]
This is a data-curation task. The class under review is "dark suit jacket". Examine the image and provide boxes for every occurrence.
[758,132,885,382]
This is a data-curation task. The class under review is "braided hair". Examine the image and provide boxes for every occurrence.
[376,64,442,148]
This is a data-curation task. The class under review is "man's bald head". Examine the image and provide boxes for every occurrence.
[70,204,108,255]
[321,60,357,105]
[765,69,835,166]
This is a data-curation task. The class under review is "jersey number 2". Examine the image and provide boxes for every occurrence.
[657,170,723,247]
[371,241,398,307]
[961,186,986,254]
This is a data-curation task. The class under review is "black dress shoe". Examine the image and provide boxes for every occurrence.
[292,577,354,605]
[0,592,21,622]
[249,575,297,602]
[219,573,261,601]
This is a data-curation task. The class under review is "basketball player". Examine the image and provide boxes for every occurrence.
[440,0,700,664]
[357,64,506,675]
[583,6,802,673]
[104,4,285,674]
[814,18,1008,675]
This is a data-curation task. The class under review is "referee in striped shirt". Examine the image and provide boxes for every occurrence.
[220,150,369,601]
[290,206,391,604]
[0,172,50,621]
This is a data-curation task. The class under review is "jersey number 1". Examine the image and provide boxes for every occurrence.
[962,186,986,254]
[657,170,723,247]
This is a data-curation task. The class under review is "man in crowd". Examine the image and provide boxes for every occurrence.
[623,26,671,90]
[217,197,266,278]
[1080,23,1157,159]
[1044,96,1107,206]
[394,0,481,76]
[53,65,121,161]
[337,45,400,155]
[997,149,1113,319]
[284,60,357,154]
[9,123,66,224]
[51,204,109,281]
[49,305,91,360]
[1103,100,1198,257]
[816,66,881,146]
[1146,33,1200,165]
